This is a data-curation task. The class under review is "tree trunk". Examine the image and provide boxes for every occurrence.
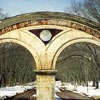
[77,81,81,85]
[3,74,6,87]
[96,80,99,89]
[0,77,2,87]
[92,78,95,87]
[82,81,85,86]
[86,81,88,87]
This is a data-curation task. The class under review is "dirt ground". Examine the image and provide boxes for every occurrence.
[5,88,95,100]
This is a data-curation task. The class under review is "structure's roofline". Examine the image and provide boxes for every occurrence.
[0,12,100,31]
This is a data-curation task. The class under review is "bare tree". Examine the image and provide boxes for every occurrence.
[0,43,36,87]
[56,43,100,88]
[64,0,100,23]
[0,8,8,20]
[63,0,100,89]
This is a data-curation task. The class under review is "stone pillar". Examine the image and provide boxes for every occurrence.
[35,70,57,100]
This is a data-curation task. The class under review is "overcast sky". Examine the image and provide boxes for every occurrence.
[0,0,83,16]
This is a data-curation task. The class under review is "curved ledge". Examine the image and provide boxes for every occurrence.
[34,70,57,75]
[0,12,100,31]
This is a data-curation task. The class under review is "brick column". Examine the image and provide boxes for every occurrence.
[35,70,57,100]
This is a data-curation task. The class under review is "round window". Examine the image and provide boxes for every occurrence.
[40,30,52,41]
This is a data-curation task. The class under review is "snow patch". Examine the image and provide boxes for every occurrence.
[59,81,100,99]
[0,85,35,99]
[1,81,100,99]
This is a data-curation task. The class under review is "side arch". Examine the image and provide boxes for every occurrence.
[52,38,100,69]
[0,38,41,70]
[47,29,100,70]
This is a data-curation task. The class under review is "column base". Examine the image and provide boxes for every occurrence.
[35,70,57,100]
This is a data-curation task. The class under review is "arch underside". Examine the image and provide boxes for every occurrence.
[0,12,100,70]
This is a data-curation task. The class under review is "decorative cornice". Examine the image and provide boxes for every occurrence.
[0,19,100,39]
[0,12,100,40]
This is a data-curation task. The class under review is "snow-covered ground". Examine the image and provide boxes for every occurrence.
[0,85,34,97]
[0,82,36,99]
[0,81,100,99]
[56,81,100,99]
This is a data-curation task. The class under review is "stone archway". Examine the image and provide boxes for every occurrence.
[48,29,100,70]
[0,30,42,70]
[0,12,100,100]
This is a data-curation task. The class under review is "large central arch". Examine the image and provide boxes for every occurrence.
[0,12,100,100]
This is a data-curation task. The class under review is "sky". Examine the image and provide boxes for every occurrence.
[0,0,83,17]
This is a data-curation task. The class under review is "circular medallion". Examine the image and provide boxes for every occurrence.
[40,30,52,41]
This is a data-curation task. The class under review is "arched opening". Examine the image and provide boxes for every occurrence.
[0,42,36,87]
[56,42,100,90]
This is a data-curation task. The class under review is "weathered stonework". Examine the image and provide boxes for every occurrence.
[0,12,100,100]
[0,19,100,39]
[35,70,57,100]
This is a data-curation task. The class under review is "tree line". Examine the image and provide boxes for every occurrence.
[0,43,36,87]
[56,43,100,89]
